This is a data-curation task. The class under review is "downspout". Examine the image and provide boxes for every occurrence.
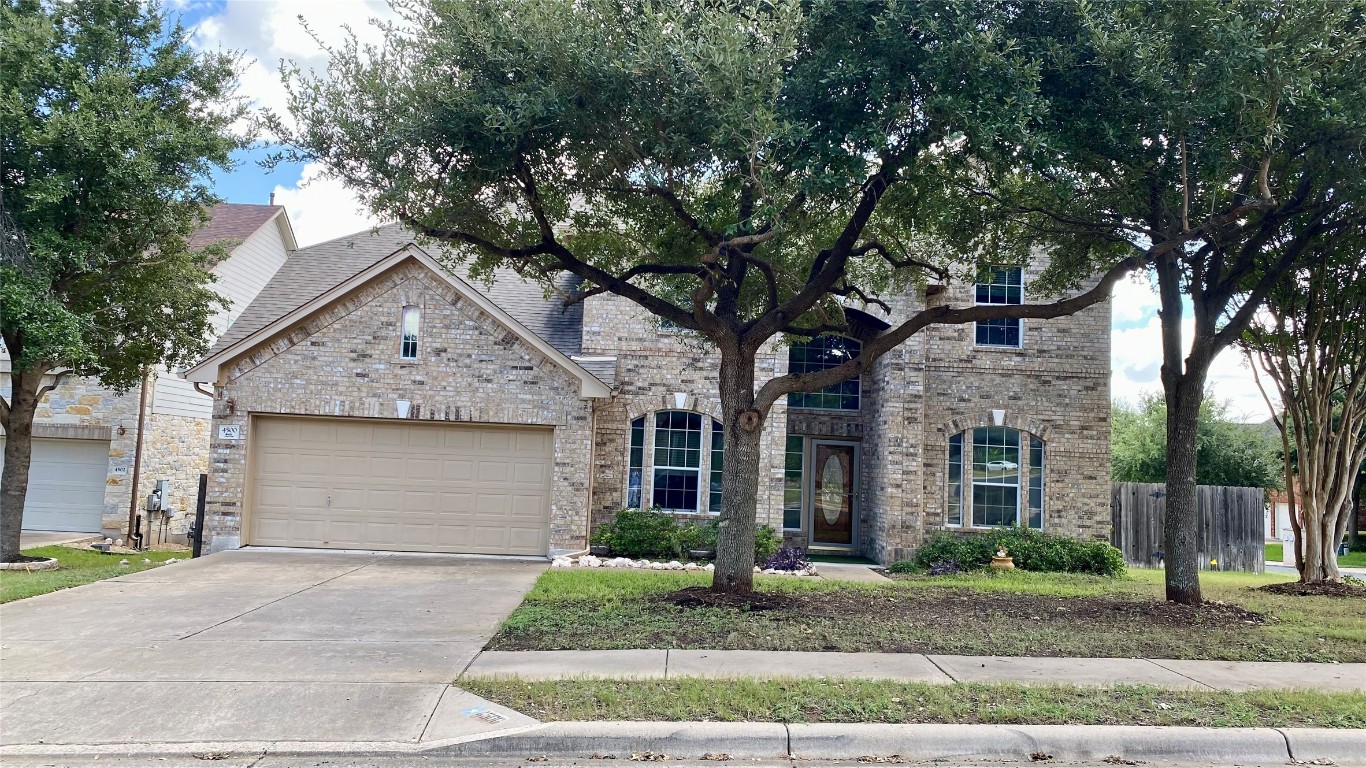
[125,370,154,541]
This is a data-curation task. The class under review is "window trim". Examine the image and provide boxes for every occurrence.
[399,304,421,360]
[627,410,724,515]
[945,426,1044,530]
[974,266,1024,349]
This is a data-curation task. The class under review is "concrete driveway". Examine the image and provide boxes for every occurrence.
[0,549,545,747]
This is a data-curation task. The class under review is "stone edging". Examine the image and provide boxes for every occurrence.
[550,554,816,576]
[0,557,58,572]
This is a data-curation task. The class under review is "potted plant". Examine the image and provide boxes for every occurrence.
[990,546,1015,570]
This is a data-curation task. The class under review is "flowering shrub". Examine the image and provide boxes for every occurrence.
[762,546,809,572]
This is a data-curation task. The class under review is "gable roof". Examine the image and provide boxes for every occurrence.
[208,224,583,357]
[192,203,297,251]
[187,231,608,398]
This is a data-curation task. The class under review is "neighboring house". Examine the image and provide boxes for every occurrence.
[186,226,1111,563]
[0,203,296,540]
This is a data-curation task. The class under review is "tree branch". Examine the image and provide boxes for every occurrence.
[754,254,1144,412]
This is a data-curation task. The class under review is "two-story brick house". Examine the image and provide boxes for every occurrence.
[186,225,1110,563]
[0,203,296,540]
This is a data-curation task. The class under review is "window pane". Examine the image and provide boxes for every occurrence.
[1028,435,1044,529]
[400,305,420,359]
[783,435,804,530]
[786,335,861,411]
[709,421,724,514]
[654,411,702,469]
[947,433,963,526]
[627,417,645,509]
[653,468,699,512]
[975,266,1022,348]
[970,427,1020,527]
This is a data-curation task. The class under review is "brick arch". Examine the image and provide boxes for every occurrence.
[936,411,1050,442]
[624,394,722,423]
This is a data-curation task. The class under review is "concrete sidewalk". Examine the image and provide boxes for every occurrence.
[463,649,1366,691]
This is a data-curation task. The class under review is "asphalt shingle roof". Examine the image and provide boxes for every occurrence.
[191,203,283,249]
[209,224,584,358]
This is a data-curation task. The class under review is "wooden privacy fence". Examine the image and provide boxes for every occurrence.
[1111,482,1266,573]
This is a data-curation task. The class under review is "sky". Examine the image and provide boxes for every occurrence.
[178,0,1275,423]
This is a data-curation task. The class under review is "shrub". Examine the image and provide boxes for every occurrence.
[754,524,782,565]
[672,519,719,556]
[885,560,918,574]
[762,546,809,571]
[593,508,679,559]
[909,527,1126,577]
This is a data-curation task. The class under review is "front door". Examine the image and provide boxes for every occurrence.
[809,441,858,549]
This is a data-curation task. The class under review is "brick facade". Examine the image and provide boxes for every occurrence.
[203,261,594,553]
[201,248,1111,563]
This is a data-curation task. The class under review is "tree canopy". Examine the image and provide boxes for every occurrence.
[1111,393,1283,490]
[276,0,1145,593]
[0,0,247,561]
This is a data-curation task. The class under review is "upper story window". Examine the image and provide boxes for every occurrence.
[400,305,421,359]
[975,266,1022,348]
[625,411,724,515]
[946,426,1044,529]
[787,335,861,411]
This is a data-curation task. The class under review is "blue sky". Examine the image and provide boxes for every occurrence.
[182,0,1270,421]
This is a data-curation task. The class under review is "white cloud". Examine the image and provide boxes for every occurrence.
[1110,272,1161,326]
[1110,283,1278,422]
[190,0,399,136]
[191,1,395,246]
[271,163,383,248]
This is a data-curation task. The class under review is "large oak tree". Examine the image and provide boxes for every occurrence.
[276,0,1141,594]
[0,0,245,561]
[988,0,1366,603]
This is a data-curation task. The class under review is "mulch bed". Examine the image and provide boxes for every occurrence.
[662,585,797,612]
[1,554,50,564]
[660,586,1270,628]
[1257,581,1366,599]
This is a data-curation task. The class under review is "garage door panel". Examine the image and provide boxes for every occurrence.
[0,437,109,533]
[249,417,551,555]
[442,460,474,482]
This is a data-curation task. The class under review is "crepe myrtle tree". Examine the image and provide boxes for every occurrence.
[1242,216,1366,584]
[978,0,1366,604]
[0,0,244,562]
[273,0,1142,594]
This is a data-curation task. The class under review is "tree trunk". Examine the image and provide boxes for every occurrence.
[1162,375,1204,605]
[712,345,762,595]
[0,367,43,562]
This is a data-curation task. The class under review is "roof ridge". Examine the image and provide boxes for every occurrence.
[295,221,406,251]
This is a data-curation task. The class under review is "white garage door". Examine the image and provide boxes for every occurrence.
[0,437,108,532]
[248,416,553,555]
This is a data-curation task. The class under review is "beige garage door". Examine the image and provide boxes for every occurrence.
[249,416,552,555]
[0,437,108,533]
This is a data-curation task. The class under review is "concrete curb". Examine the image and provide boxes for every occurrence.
[1283,727,1366,765]
[435,721,788,759]
[787,723,1294,763]
[2,724,1363,765]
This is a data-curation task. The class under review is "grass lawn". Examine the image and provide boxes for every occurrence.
[463,678,1366,728]
[1266,542,1366,568]
[0,546,182,604]
[487,568,1366,662]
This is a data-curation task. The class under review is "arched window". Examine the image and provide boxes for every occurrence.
[947,426,1044,528]
[624,411,724,514]
[788,335,861,410]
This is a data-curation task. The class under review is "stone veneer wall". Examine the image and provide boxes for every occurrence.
[204,261,594,553]
[580,294,788,531]
[137,412,212,540]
